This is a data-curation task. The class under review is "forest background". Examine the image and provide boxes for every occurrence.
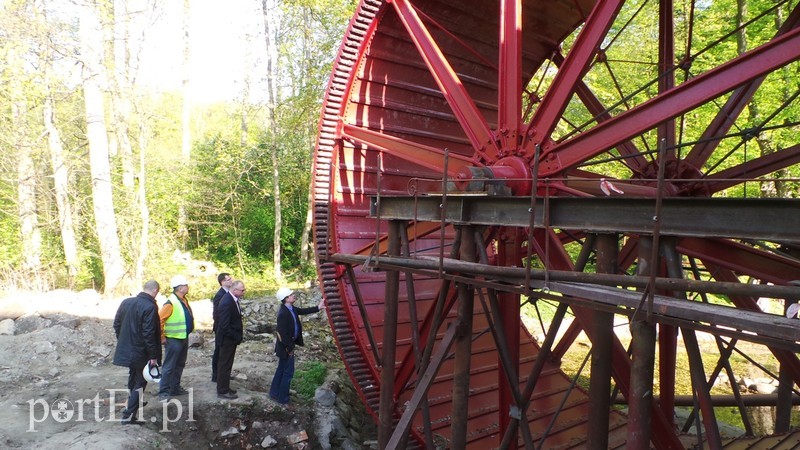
[1,0,798,297]
[1,0,355,295]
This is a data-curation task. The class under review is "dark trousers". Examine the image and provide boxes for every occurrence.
[269,354,295,404]
[123,364,147,419]
[211,332,221,381]
[216,338,238,394]
[159,337,188,396]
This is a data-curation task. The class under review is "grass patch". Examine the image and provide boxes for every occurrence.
[293,361,327,400]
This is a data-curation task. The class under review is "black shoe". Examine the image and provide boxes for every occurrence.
[217,392,238,400]
[228,389,237,395]
[172,387,190,396]
[121,415,143,425]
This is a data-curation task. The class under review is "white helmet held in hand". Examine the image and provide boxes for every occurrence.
[143,361,161,383]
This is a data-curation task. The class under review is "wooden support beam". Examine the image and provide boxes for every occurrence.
[450,226,476,449]
[588,234,616,449]
[378,221,401,449]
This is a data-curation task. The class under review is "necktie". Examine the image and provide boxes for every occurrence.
[290,308,299,338]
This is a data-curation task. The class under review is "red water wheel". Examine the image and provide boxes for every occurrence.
[313,0,800,448]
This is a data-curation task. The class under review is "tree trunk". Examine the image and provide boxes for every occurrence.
[44,90,79,283]
[299,6,313,264]
[177,0,191,247]
[79,0,126,294]
[8,30,43,280]
[112,0,135,192]
[15,100,42,276]
[135,123,151,285]
[262,0,282,279]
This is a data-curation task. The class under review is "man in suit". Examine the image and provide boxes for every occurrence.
[112,280,161,424]
[211,272,232,382]
[269,287,325,404]
[216,280,245,399]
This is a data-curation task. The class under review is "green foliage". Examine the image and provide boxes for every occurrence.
[1,0,799,293]
[292,360,327,400]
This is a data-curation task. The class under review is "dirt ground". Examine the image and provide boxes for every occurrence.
[0,288,350,449]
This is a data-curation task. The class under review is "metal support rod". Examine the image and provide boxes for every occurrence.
[498,301,570,449]
[478,289,535,449]
[378,220,401,449]
[550,235,595,361]
[385,323,460,450]
[415,227,462,385]
[450,226,476,450]
[372,152,383,268]
[344,264,383,365]
[615,393,800,407]
[683,328,723,449]
[588,234,616,449]
[628,236,656,449]
[720,344,754,436]
[525,144,541,296]
[474,230,534,449]
[714,338,754,436]
[659,239,680,422]
[496,228,522,442]
[683,256,752,436]
[647,139,668,321]
[439,149,449,278]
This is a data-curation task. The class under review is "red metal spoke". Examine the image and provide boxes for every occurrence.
[683,144,800,195]
[657,0,676,159]
[497,0,522,152]
[391,0,499,160]
[677,237,800,287]
[341,123,475,178]
[539,27,800,176]
[350,221,444,257]
[522,0,626,155]
[684,5,800,168]
[394,279,459,397]
[552,52,650,174]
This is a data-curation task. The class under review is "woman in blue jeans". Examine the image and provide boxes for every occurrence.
[270,287,325,404]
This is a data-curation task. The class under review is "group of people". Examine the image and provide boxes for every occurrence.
[112,274,325,424]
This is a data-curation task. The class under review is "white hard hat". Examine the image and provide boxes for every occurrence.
[170,275,189,288]
[143,361,161,383]
[276,287,294,302]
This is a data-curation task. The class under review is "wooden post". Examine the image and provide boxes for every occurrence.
[378,220,401,448]
[450,226,475,449]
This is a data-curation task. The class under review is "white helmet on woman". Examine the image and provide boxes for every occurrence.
[143,361,161,383]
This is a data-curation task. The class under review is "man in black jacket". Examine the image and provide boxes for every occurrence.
[269,287,325,404]
[113,280,161,424]
[216,280,245,399]
[211,272,232,382]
